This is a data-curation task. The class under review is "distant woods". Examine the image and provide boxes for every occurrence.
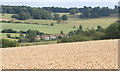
[1,5,118,20]
[80,6,118,18]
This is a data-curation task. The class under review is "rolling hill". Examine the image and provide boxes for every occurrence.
[1,39,118,69]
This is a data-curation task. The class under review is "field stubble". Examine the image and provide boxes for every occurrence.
[1,39,118,69]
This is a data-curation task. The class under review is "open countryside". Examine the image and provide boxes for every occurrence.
[0,4,119,69]
[1,14,117,34]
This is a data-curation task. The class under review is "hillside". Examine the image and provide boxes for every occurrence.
[1,13,118,34]
[1,39,118,69]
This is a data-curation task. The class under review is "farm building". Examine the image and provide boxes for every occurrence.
[36,34,64,40]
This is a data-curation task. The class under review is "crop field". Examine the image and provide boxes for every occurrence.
[1,13,118,34]
[1,39,118,69]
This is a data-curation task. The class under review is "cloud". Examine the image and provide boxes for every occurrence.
[1,0,119,2]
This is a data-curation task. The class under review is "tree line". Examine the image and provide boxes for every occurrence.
[80,6,118,18]
[2,5,52,20]
[1,5,118,20]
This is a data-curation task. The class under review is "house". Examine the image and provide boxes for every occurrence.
[49,35,57,40]
[35,35,40,40]
[41,35,50,40]
[35,34,64,41]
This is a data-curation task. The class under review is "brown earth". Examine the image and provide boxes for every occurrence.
[0,39,118,69]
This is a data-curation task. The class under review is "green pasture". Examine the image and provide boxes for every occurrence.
[1,13,118,34]
[20,40,57,46]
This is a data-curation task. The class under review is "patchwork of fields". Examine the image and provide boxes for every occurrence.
[1,14,118,34]
[1,39,118,69]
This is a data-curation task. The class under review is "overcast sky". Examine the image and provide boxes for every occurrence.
[1,0,119,2]
[1,0,119,8]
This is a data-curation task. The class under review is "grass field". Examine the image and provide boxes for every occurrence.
[1,23,76,34]
[20,40,57,46]
[1,13,118,34]
[2,33,20,38]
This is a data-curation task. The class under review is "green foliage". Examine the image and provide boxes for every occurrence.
[79,25,82,30]
[53,14,63,24]
[50,23,54,26]
[58,35,93,43]
[57,17,62,24]
[80,6,116,18]
[11,15,19,18]
[2,39,19,48]
[62,15,68,20]
[18,37,28,43]
[105,22,120,39]
[16,11,29,20]
[96,26,105,32]
[70,9,79,15]
[26,30,37,42]
[20,33,24,37]
[68,31,75,35]
[53,14,60,20]
[2,29,18,33]
[6,34,11,38]
[60,31,64,34]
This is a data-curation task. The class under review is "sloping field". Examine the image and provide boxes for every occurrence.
[1,39,118,69]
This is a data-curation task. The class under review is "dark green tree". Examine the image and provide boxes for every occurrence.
[79,25,82,30]
[6,34,11,38]
[51,23,54,26]
[60,31,64,34]
[105,22,119,39]
[17,11,29,20]
[26,30,37,42]
[70,9,76,15]
[62,15,68,20]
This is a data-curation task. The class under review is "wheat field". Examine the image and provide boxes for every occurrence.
[0,39,118,69]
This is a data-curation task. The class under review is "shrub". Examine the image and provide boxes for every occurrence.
[58,35,93,43]
[2,39,19,48]
[18,38,28,43]
[51,23,54,26]
[105,22,120,39]
[19,30,26,34]
[6,34,11,38]
[2,29,18,33]
[11,15,19,18]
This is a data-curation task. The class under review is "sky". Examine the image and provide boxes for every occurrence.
[1,0,120,8]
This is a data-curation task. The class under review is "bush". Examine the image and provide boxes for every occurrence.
[105,22,120,39]
[19,30,26,34]
[51,23,54,26]
[2,39,19,48]
[6,34,11,38]
[11,15,19,18]
[18,38,28,43]
[2,29,18,33]
[58,35,93,43]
